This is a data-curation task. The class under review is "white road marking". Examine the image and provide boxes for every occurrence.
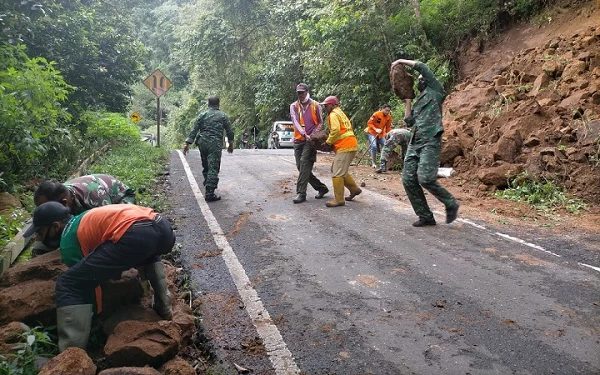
[177,151,301,375]
[494,232,561,257]
[579,263,600,273]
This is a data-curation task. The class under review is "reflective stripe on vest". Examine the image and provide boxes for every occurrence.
[294,101,318,141]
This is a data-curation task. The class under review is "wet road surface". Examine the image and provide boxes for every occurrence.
[167,149,600,375]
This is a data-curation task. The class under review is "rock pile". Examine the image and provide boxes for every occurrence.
[441,25,600,203]
[0,251,197,374]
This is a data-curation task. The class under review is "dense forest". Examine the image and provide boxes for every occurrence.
[0,0,555,193]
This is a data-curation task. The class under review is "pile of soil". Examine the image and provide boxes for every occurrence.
[442,1,600,204]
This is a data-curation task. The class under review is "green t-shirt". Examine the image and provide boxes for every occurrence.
[59,211,88,267]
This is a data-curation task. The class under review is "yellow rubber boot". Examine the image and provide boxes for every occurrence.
[344,174,362,201]
[326,177,346,207]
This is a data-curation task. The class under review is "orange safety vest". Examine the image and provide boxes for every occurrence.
[327,107,357,152]
[294,101,319,141]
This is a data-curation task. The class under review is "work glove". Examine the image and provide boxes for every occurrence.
[320,143,333,153]
[375,128,382,134]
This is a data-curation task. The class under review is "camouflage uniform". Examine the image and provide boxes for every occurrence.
[402,62,458,221]
[185,107,234,195]
[380,128,411,168]
[65,174,136,215]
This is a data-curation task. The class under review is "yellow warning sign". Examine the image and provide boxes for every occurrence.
[130,112,141,123]
[143,69,173,98]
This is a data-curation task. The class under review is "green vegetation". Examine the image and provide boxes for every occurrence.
[86,141,170,212]
[0,323,58,375]
[496,172,587,214]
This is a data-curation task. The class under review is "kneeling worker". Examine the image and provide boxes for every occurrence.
[375,128,411,173]
[24,202,176,352]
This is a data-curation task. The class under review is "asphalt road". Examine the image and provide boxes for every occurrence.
[167,149,600,375]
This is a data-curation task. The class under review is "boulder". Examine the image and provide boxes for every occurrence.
[0,251,66,287]
[492,130,523,163]
[160,357,196,375]
[477,164,524,188]
[0,321,27,355]
[0,279,56,326]
[102,305,162,336]
[105,320,181,368]
[172,300,195,345]
[389,64,415,100]
[38,347,96,375]
[561,60,588,82]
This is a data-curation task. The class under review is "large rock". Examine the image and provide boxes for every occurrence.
[492,130,523,163]
[105,320,181,368]
[101,269,145,317]
[0,279,56,326]
[160,357,196,375]
[172,300,195,345]
[38,347,96,375]
[440,138,463,166]
[0,251,66,287]
[0,321,27,355]
[389,64,415,100]
[102,305,162,336]
[477,163,524,188]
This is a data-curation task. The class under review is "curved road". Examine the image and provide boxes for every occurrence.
[167,149,599,375]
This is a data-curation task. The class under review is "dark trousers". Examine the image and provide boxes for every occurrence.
[402,135,456,219]
[199,140,223,193]
[55,216,176,308]
[294,141,327,195]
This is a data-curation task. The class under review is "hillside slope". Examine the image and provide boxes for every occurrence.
[442,1,600,204]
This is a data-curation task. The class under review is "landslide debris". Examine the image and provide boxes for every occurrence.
[442,23,600,204]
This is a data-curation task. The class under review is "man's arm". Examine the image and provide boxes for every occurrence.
[183,114,204,155]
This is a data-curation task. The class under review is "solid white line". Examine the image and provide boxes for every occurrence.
[177,151,300,375]
[494,232,561,257]
[579,263,600,273]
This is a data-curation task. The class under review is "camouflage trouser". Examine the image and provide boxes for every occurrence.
[197,139,223,193]
[294,141,327,195]
[402,135,457,219]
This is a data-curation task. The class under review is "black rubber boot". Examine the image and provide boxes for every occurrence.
[205,192,221,202]
[315,187,329,199]
[412,217,437,227]
[446,203,460,224]
[293,194,306,203]
[375,160,387,174]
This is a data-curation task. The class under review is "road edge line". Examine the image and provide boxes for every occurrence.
[177,150,301,375]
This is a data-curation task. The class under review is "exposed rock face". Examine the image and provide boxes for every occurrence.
[443,25,600,201]
[104,320,181,368]
[38,347,96,375]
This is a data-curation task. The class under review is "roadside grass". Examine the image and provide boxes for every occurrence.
[85,141,170,212]
[495,172,587,216]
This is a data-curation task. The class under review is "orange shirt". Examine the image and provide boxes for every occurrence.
[77,205,155,255]
[366,110,392,139]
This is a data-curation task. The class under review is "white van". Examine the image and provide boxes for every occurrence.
[270,121,295,148]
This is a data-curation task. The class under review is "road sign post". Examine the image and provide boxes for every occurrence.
[143,69,172,147]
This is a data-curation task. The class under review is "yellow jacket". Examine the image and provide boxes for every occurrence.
[326,107,358,153]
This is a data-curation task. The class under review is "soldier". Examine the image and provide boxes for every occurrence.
[183,96,234,202]
[390,59,459,227]
[289,83,329,203]
[31,174,136,256]
[24,202,175,352]
[375,128,411,173]
[320,96,362,207]
[365,104,393,168]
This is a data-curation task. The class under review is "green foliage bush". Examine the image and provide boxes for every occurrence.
[0,43,72,190]
[496,172,587,214]
[80,111,141,145]
[0,323,58,375]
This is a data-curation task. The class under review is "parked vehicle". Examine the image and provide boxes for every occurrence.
[270,121,294,148]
